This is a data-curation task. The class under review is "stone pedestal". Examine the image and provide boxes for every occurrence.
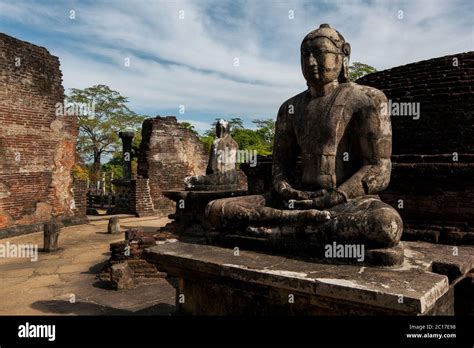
[108,179,132,214]
[144,241,473,315]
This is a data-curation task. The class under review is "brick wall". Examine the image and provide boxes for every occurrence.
[137,116,208,215]
[0,33,79,238]
[357,52,474,244]
[357,52,473,155]
[130,178,155,217]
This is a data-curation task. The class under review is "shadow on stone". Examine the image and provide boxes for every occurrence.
[30,300,175,315]
[92,280,114,290]
[84,260,109,275]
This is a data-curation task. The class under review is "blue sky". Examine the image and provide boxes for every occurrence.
[1,0,473,133]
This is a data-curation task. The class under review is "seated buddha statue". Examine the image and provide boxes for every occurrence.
[204,24,404,263]
[184,119,242,191]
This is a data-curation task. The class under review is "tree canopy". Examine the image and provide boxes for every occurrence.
[349,62,377,81]
[67,84,144,180]
[201,117,274,156]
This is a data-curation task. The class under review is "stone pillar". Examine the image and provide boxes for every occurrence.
[43,222,62,252]
[119,131,135,181]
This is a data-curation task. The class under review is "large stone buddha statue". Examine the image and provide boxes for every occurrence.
[204,24,403,264]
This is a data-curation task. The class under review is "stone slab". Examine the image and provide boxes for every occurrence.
[144,241,473,315]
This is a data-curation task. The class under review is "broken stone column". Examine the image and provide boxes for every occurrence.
[43,221,63,252]
[119,131,135,181]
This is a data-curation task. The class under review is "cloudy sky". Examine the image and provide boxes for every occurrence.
[1,0,472,133]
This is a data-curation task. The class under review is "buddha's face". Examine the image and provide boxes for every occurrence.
[301,37,343,88]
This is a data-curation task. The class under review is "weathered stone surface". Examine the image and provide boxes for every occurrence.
[110,263,135,290]
[0,34,79,238]
[144,241,473,315]
[211,233,405,267]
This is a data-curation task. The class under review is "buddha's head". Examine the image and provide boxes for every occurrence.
[301,24,351,88]
[216,119,230,138]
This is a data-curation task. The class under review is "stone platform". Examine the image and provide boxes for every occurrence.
[144,241,473,315]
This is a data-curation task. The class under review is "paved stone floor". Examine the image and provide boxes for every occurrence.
[0,216,176,315]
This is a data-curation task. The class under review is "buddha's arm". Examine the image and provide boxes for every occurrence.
[272,102,306,199]
[337,89,392,199]
[206,141,218,175]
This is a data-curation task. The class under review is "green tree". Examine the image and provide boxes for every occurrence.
[204,117,245,137]
[252,118,275,148]
[66,85,144,180]
[232,128,272,156]
[349,62,377,81]
[179,121,199,136]
[200,135,215,151]
[200,117,275,156]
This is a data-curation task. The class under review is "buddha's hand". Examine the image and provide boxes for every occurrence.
[276,182,311,200]
[310,189,346,209]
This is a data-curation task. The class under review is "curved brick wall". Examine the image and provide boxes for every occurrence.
[357,52,474,155]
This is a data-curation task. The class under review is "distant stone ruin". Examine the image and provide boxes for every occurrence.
[134,116,208,216]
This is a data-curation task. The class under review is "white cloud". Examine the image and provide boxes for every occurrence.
[179,119,212,133]
[0,0,472,124]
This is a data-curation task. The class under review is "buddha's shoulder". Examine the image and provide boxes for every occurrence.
[278,90,309,112]
[344,82,388,106]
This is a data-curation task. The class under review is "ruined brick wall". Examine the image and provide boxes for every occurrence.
[130,178,155,217]
[357,52,474,244]
[0,34,79,238]
[137,116,208,215]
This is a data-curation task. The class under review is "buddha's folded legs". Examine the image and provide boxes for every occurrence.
[320,196,403,248]
[205,194,331,229]
[205,195,402,249]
